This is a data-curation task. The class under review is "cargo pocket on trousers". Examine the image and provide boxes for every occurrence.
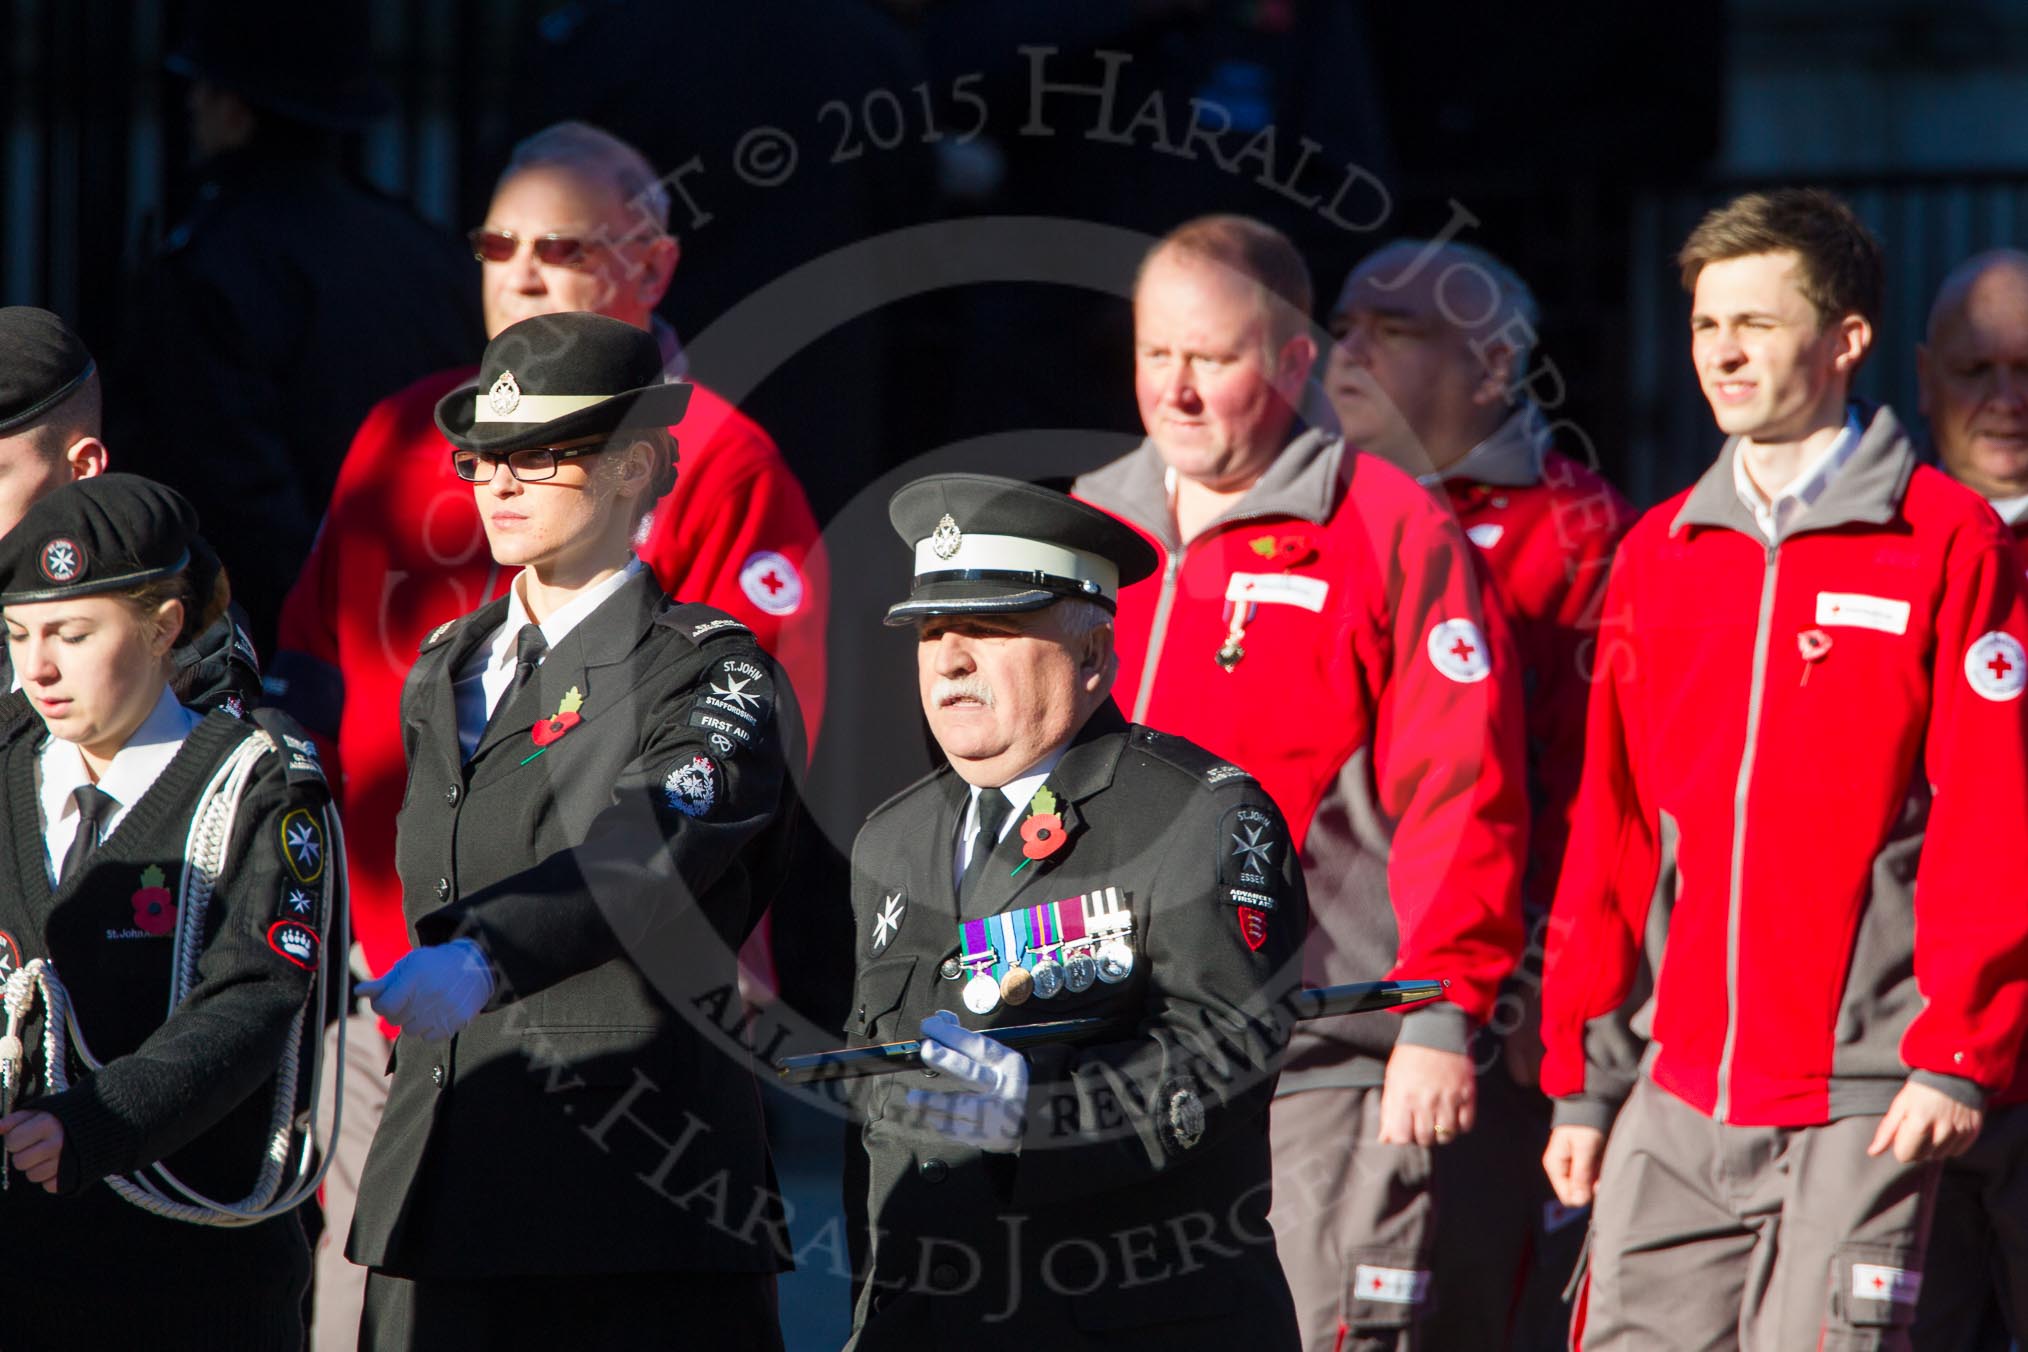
[1824,1241,1922,1348]
[1344,1246,1432,1334]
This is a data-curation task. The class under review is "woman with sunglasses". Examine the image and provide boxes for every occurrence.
[0,474,335,1349]
[347,312,796,1351]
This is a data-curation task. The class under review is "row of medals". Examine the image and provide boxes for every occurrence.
[954,936,1136,1015]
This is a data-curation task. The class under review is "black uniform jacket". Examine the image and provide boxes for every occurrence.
[0,699,326,1323]
[348,569,796,1280]
[845,706,1307,1351]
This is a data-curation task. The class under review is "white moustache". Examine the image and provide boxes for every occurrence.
[933,677,996,708]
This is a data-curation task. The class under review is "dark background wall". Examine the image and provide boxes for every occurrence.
[12,2,2028,508]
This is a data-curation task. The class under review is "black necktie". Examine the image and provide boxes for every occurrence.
[961,790,1014,902]
[500,623,547,710]
[60,784,118,883]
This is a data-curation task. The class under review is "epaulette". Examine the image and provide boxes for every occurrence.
[865,763,954,822]
[657,601,755,648]
[1128,724,1257,790]
[417,616,462,654]
[250,707,330,792]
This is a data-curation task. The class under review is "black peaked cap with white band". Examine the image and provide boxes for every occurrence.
[434,311,692,454]
[0,474,199,606]
[0,307,95,436]
[884,473,1158,625]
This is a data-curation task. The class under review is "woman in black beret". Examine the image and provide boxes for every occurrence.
[0,473,338,1349]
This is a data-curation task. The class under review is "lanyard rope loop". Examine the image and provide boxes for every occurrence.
[0,730,348,1226]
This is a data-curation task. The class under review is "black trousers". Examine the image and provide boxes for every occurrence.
[360,1268,783,1352]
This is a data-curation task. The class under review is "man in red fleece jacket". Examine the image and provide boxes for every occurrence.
[268,121,826,1350]
[1073,215,1529,1352]
[1911,248,2028,1351]
[1540,189,2028,1349]
[1326,239,1631,1349]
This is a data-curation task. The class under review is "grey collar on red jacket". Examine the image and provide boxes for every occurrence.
[1428,403,1547,489]
[1077,426,1348,553]
[1671,402,1917,540]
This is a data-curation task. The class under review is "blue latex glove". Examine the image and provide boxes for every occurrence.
[356,939,495,1041]
[904,1011,1030,1153]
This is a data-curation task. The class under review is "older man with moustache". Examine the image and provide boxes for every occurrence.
[1074,215,1529,1352]
[268,121,825,1349]
[1910,248,2028,1351]
[843,473,1306,1350]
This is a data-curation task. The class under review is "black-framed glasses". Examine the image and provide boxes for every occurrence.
[452,444,608,483]
[466,227,658,269]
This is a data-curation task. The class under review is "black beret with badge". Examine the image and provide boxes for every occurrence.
[434,312,692,455]
[0,307,95,437]
[884,473,1159,624]
[0,474,200,606]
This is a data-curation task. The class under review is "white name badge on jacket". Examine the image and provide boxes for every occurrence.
[1816,591,1911,635]
[1226,572,1330,613]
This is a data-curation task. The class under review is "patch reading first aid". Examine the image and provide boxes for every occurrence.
[1425,619,1491,683]
[1964,631,2028,702]
[1225,571,1330,612]
[1815,591,1911,634]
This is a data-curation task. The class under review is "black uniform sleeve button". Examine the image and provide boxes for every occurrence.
[435,877,450,901]
[430,1064,445,1086]
[444,784,460,806]
[918,1157,948,1184]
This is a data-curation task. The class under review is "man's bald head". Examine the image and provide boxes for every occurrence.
[1323,238,1538,472]
[1919,249,2028,501]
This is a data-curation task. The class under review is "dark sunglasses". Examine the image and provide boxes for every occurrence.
[466,227,658,268]
[452,443,608,483]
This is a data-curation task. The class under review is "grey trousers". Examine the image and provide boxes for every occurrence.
[1269,1086,1435,1352]
[1912,1101,2028,1350]
[312,1011,391,1352]
[1580,1077,1939,1352]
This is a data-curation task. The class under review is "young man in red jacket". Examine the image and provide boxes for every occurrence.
[1911,248,2028,1350]
[1073,214,1529,1352]
[1327,239,1631,1347]
[1540,189,2028,1350]
[268,122,826,1350]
